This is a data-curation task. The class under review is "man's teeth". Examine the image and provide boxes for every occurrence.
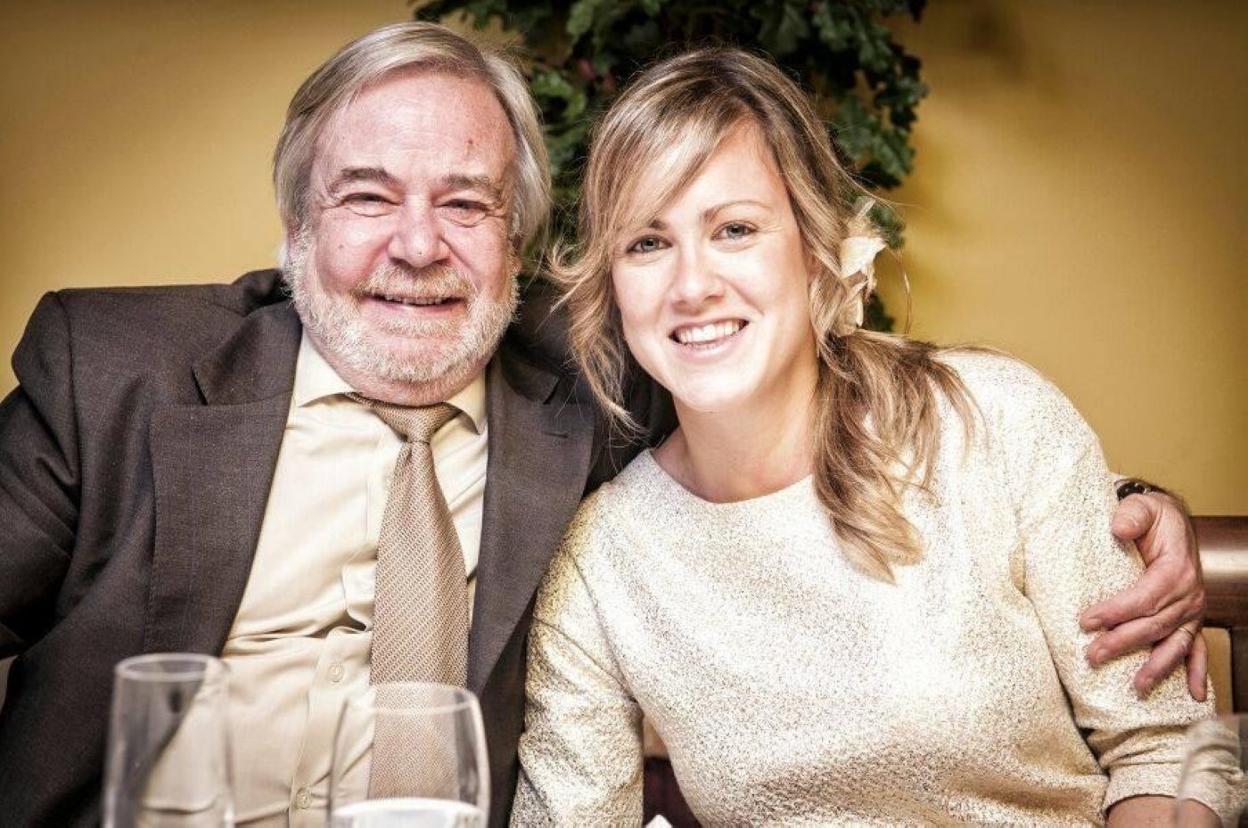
[674,320,744,345]
[379,294,449,306]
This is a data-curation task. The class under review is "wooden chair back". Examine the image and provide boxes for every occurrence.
[1197,516,1248,713]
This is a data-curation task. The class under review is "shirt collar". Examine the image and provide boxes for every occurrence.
[293,332,487,434]
[446,366,487,435]
[293,333,353,408]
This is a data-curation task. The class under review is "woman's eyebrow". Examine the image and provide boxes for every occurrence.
[702,199,769,223]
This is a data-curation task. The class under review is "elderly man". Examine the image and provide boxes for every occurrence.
[0,21,1208,827]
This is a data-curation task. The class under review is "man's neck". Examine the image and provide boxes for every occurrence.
[351,370,483,407]
[311,339,489,407]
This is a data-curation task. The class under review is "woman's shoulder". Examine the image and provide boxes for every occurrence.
[935,348,1056,404]
[560,450,667,553]
[935,349,1090,433]
[537,452,672,613]
[932,348,1102,477]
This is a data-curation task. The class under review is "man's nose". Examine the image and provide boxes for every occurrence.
[670,244,724,309]
[387,201,447,269]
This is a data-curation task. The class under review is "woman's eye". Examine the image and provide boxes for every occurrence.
[627,236,666,255]
[717,222,754,241]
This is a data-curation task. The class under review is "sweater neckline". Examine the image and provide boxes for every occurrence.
[637,449,815,511]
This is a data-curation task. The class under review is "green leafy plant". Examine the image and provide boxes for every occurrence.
[415,0,927,331]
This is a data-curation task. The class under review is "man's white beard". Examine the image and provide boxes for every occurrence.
[284,232,518,389]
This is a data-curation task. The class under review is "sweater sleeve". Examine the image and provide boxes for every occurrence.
[511,491,643,827]
[994,361,1221,815]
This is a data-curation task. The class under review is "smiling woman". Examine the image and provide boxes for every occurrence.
[611,123,818,429]
[554,49,975,576]
[510,47,1233,826]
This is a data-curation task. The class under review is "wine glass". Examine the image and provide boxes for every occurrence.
[329,682,489,827]
[1175,714,1248,827]
[103,653,234,827]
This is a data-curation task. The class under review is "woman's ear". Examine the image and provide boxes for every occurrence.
[805,246,823,285]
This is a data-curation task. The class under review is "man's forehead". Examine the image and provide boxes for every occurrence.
[312,70,516,180]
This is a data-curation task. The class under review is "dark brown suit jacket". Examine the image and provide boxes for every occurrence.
[0,269,668,826]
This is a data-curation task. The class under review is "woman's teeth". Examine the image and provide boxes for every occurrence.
[674,320,744,345]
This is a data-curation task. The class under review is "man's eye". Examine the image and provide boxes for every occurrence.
[716,222,754,241]
[626,236,666,255]
[340,193,392,215]
[442,200,490,224]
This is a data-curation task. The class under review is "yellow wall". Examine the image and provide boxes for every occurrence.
[0,0,409,372]
[877,1,1247,513]
[1,1,1244,511]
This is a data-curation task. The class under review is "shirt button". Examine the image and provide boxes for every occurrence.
[328,662,345,683]
[295,787,311,809]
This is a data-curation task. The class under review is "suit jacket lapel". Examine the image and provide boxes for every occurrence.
[468,352,595,691]
[144,302,301,655]
[146,298,593,678]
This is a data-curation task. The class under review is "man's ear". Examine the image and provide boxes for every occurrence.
[508,240,525,277]
[278,230,297,271]
[280,220,315,268]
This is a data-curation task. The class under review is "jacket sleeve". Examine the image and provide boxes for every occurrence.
[0,292,80,657]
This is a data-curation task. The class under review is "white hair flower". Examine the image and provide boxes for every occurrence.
[838,199,887,328]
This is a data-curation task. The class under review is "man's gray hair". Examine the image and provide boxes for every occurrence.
[273,22,550,250]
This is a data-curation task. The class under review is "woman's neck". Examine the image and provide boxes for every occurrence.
[655,376,818,503]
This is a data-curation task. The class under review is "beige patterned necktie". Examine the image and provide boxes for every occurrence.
[350,394,470,686]
[350,394,470,799]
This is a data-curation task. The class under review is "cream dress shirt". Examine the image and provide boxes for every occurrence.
[514,352,1226,825]
[220,333,487,826]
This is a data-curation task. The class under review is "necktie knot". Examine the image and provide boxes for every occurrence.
[348,393,458,444]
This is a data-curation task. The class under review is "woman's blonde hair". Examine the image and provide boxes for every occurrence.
[552,48,976,580]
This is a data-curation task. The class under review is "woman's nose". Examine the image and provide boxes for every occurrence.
[669,244,724,309]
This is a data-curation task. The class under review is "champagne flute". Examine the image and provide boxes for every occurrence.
[103,653,234,827]
[1176,714,1248,827]
[329,682,489,827]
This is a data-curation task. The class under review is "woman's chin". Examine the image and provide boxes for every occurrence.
[669,386,754,417]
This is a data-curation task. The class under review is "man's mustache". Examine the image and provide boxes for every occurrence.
[350,263,476,302]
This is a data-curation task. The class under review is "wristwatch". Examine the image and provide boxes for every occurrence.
[1115,478,1156,500]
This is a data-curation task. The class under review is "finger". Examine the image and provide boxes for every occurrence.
[1186,629,1209,702]
[1080,560,1194,632]
[1132,627,1198,697]
[1086,602,1193,666]
[1111,494,1158,544]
